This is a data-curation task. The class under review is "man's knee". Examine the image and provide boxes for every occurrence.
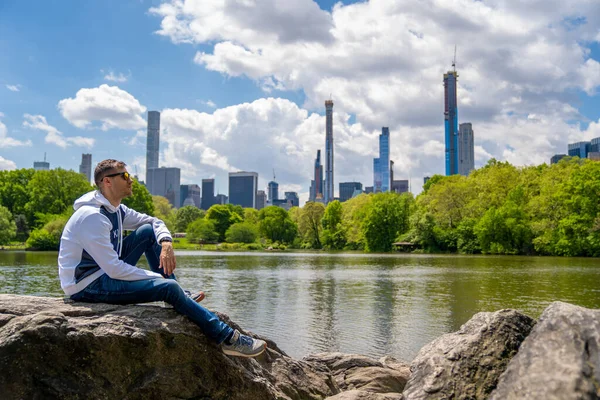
[135,224,155,242]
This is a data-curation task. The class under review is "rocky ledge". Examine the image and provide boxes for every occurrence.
[0,295,598,400]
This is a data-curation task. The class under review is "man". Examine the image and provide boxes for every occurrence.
[58,159,266,358]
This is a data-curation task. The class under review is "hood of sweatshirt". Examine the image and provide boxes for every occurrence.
[73,190,119,213]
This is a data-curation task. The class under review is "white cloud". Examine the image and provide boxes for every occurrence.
[0,116,32,148]
[5,84,20,92]
[199,99,217,108]
[127,130,146,146]
[23,114,94,148]
[58,84,146,130]
[0,156,17,171]
[103,70,130,83]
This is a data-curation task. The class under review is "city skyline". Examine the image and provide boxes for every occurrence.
[1,1,600,205]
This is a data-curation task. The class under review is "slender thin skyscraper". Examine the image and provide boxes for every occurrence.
[458,123,474,176]
[444,70,459,176]
[146,111,160,187]
[79,153,92,183]
[314,149,323,199]
[324,100,334,203]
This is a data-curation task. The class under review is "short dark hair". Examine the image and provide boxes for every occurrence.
[94,159,127,188]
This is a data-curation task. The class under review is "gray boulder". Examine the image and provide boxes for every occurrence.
[305,352,410,396]
[0,294,336,400]
[489,301,600,400]
[402,309,535,400]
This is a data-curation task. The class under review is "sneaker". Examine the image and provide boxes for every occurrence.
[221,329,267,358]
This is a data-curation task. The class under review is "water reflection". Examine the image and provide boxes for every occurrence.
[1,251,599,361]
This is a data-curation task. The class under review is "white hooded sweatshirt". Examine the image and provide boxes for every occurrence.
[58,190,172,296]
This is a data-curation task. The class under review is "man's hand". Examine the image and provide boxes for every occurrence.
[159,241,176,276]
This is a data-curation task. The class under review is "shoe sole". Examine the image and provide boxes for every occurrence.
[191,291,205,303]
[222,343,267,358]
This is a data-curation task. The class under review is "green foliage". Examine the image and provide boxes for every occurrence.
[295,202,325,248]
[321,200,346,249]
[25,169,93,227]
[13,214,29,242]
[152,195,176,231]
[0,205,16,245]
[258,206,298,244]
[25,215,68,250]
[174,206,205,233]
[186,218,219,243]
[341,194,372,250]
[225,222,259,243]
[363,193,413,252]
[243,208,259,224]
[122,180,154,216]
[0,169,35,216]
[205,204,244,242]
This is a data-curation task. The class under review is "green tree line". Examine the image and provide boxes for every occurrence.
[1,157,599,256]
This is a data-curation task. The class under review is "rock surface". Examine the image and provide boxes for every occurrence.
[305,352,410,396]
[402,309,535,400]
[489,301,600,400]
[0,294,340,400]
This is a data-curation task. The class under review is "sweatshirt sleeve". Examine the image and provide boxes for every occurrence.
[78,213,163,281]
[121,204,172,243]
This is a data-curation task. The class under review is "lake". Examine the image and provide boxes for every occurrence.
[1,250,599,361]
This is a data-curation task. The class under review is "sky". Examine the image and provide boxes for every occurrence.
[1,0,600,205]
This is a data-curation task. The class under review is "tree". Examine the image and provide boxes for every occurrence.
[225,222,259,243]
[0,205,16,245]
[205,204,244,242]
[186,218,219,243]
[341,194,373,250]
[13,214,30,242]
[321,200,346,249]
[25,214,68,250]
[243,208,259,225]
[0,169,35,216]
[122,180,154,216]
[363,192,412,252]
[25,169,92,227]
[296,202,325,248]
[258,206,298,244]
[174,206,205,233]
[152,195,176,231]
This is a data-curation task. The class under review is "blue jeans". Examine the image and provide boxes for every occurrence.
[70,224,233,344]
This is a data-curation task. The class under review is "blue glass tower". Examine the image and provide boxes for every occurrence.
[373,127,390,192]
[444,71,459,175]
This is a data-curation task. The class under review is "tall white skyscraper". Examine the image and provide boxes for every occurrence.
[146,111,160,191]
[458,123,474,176]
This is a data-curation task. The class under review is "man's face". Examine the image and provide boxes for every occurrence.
[105,168,133,199]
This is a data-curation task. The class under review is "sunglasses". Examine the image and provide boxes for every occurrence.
[104,171,131,181]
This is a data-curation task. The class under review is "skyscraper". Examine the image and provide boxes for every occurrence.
[79,153,92,183]
[373,127,390,192]
[147,167,181,208]
[146,111,160,190]
[180,184,201,208]
[34,153,50,171]
[324,100,334,203]
[268,180,279,203]
[458,123,474,176]
[201,179,215,210]
[313,149,323,201]
[284,192,300,207]
[568,141,591,159]
[229,171,258,209]
[444,70,459,176]
[256,190,267,210]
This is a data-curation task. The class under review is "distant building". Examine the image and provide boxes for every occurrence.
[364,186,374,194]
[229,171,258,208]
[373,127,390,192]
[146,111,160,191]
[182,197,196,207]
[310,150,324,202]
[392,180,409,194]
[339,182,362,202]
[180,184,201,208]
[284,192,299,207]
[588,152,600,161]
[215,194,228,205]
[424,176,431,185]
[458,123,474,176]
[268,181,279,202]
[590,137,600,153]
[201,179,215,210]
[147,167,181,208]
[256,190,267,210]
[568,141,591,159]
[550,154,567,164]
[444,70,459,176]
[79,153,92,182]
[324,100,334,203]
[34,153,50,171]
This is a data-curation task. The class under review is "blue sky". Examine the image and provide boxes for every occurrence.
[1,0,599,202]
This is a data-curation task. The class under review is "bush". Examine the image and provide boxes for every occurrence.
[25,215,68,250]
[0,205,16,245]
[225,222,259,243]
[243,243,263,250]
[187,219,219,243]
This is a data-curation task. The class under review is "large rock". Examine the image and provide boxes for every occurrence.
[489,301,600,400]
[0,294,337,400]
[402,309,535,400]
[305,352,410,396]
